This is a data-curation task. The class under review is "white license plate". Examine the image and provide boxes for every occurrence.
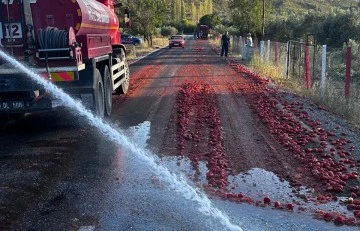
[0,101,24,110]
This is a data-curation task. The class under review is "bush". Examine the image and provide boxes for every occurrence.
[154,27,161,37]
[161,26,178,37]
[181,19,196,33]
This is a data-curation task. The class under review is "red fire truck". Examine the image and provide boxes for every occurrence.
[0,0,131,117]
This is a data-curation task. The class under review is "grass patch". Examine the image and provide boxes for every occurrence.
[249,53,360,125]
[126,37,169,60]
[209,38,221,47]
[307,82,360,125]
[249,55,285,83]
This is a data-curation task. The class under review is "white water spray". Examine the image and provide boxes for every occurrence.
[0,50,243,231]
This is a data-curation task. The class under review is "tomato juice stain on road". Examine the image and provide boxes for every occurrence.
[158,40,360,227]
[225,60,360,226]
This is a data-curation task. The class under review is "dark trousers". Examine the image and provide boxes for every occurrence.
[221,44,229,56]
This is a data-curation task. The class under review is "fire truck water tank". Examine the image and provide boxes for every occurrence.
[31,0,120,44]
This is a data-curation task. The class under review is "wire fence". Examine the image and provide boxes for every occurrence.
[229,36,360,120]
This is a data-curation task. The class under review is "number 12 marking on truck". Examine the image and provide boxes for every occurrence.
[4,23,22,38]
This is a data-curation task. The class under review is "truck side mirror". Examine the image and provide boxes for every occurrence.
[124,8,131,28]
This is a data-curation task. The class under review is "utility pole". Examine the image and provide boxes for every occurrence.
[262,0,265,40]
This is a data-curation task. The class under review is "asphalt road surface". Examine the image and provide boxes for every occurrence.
[1,36,359,231]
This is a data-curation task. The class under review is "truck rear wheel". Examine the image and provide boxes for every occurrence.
[115,60,130,94]
[102,65,112,116]
[93,68,105,118]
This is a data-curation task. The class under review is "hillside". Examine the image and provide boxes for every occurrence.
[211,0,359,14]
[162,0,359,25]
[273,0,359,13]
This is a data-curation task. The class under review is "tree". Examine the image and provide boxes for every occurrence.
[199,13,220,29]
[229,0,271,36]
[191,2,197,23]
[181,0,186,20]
[207,0,213,14]
[175,0,181,22]
[171,0,178,22]
[122,0,170,46]
[170,0,181,22]
[199,1,205,16]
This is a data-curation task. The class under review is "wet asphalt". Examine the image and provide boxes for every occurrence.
[0,36,359,231]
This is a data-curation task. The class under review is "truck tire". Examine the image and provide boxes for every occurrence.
[93,68,105,118]
[101,65,112,116]
[119,47,126,62]
[115,59,130,95]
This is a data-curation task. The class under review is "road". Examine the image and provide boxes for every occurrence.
[0,36,359,231]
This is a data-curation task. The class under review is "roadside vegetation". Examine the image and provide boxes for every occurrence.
[125,37,169,61]
[249,51,360,125]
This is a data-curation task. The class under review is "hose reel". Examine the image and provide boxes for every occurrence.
[37,27,68,49]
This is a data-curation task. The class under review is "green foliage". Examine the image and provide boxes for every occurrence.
[181,19,197,33]
[213,24,227,36]
[206,0,213,14]
[173,0,181,22]
[266,11,360,48]
[161,26,178,37]
[181,0,186,20]
[229,0,271,35]
[190,2,197,23]
[318,13,360,47]
[121,0,170,46]
[199,13,220,29]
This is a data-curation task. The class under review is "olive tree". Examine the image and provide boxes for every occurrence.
[121,0,170,46]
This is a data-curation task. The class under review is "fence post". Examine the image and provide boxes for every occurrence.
[266,40,270,63]
[274,41,278,66]
[320,45,327,97]
[304,44,311,89]
[260,41,265,63]
[231,36,234,53]
[239,36,243,57]
[345,46,352,99]
[285,41,290,78]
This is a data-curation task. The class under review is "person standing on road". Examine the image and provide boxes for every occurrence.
[245,32,253,47]
[221,31,230,57]
[243,32,253,61]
